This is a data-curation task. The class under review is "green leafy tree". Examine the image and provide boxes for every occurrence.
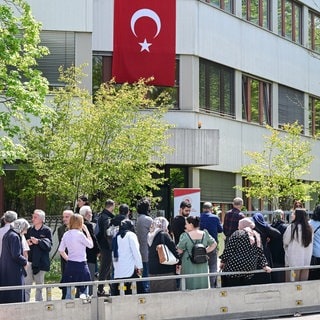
[237,122,320,210]
[21,66,173,211]
[0,0,50,173]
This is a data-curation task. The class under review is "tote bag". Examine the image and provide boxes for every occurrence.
[157,243,179,265]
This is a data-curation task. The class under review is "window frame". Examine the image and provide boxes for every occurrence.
[242,75,272,125]
[199,59,235,117]
[278,0,302,44]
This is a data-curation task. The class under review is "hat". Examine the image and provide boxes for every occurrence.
[252,212,267,227]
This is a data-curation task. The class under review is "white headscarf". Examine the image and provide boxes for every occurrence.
[147,217,169,246]
[238,218,261,247]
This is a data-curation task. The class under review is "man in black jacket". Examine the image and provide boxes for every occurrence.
[96,199,115,296]
[25,209,52,301]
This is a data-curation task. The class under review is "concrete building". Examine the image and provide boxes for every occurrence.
[3,0,320,216]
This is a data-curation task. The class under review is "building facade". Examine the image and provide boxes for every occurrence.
[3,0,320,216]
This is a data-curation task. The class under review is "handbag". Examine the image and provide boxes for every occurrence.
[156,233,179,265]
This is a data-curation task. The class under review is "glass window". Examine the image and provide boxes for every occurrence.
[199,59,235,117]
[205,0,234,13]
[309,11,320,54]
[278,0,302,44]
[278,85,304,128]
[309,96,320,137]
[38,31,75,87]
[92,54,179,109]
[242,75,271,125]
[242,0,271,30]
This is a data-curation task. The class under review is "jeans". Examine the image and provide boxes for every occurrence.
[141,262,150,293]
[208,249,218,288]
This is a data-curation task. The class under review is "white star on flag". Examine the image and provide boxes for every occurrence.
[139,38,152,52]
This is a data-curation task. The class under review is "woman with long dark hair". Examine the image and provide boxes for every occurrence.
[309,205,320,280]
[283,208,313,281]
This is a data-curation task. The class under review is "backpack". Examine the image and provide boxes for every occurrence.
[187,233,208,264]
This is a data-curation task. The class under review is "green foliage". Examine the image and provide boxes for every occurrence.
[21,66,173,210]
[237,122,320,210]
[0,0,51,174]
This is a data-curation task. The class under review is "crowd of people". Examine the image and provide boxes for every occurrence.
[0,196,320,304]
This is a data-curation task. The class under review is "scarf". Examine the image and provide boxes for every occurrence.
[112,220,135,261]
[147,228,162,247]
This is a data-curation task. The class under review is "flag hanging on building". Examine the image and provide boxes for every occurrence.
[112,0,176,86]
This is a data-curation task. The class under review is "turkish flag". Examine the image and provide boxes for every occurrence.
[112,0,176,86]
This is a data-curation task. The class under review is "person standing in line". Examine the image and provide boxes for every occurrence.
[75,195,90,213]
[200,202,223,288]
[223,197,245,245]
[112,219,143,295]
[136,197,153,293]
[251,212,281,284]
[0,211,18,257]
[96,199,115,296]
[177,216,217,290]
[219,217,271,287]
[111,204,130,227]
[25,209,52,302]
[309,205,320,280]
[148,217,179,293]
[283,208,313,282]
[269,209,288,283]
[0,218,30,304]
[79,205,100,295]
[170,200,192,286]
[57,209,74,299]
[59,214,93,298]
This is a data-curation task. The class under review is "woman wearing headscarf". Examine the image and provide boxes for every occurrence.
[112,219,143,295]
[0,218,30,303]
[283,208,313,282]
[219,217,271,287]
[252,212,281,284]
[147,217,179,293]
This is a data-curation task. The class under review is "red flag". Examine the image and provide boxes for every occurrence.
[112,0,176,86]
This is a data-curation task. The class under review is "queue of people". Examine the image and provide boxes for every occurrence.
[1,196,320,305]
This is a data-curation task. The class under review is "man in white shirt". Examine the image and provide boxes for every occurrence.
[0,211,18,257]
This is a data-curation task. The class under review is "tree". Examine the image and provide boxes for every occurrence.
[237,122,320,210]
[21,66,173,211]
[0,0,51,173]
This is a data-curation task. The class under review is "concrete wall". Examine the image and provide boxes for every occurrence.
[1,280,320,319]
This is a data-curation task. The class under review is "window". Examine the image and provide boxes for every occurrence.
[199,59,235,117]
[242,0,271,30]
[309,96,320,136]
[309,11,320,54]
[278,85,304,128]
[38,31,75,87]
[242,75,271,125]
[278,0,302,44]
[92,54,179,109]
[205,0,234,13]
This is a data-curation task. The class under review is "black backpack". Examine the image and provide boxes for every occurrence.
[187,233,208,264]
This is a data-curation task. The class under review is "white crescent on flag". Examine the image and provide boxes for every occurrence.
[130,8,161,38]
